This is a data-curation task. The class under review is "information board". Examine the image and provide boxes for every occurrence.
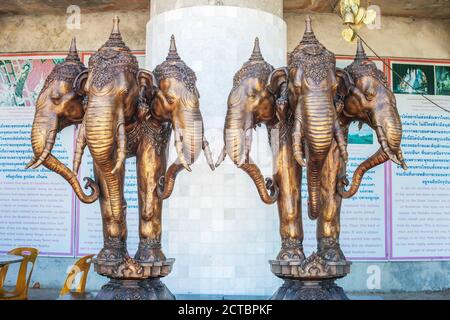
[389,59,450,260]
[0,54,75,256]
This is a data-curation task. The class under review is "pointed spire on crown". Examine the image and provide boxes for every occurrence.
[65,37,81,62]
[101,16,129,50]
[355,38,368,61]
[112,15,120,34]
[166,35,181,61]
[300,15,319,45]
[249,37,264,62]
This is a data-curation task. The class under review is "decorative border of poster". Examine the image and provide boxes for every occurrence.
[388,58,450,261]
[0,53,76,257]
[301,56,390,261]
[75,51,146,257]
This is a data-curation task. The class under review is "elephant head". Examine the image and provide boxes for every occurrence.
[286,16,348,220]
[27,38,99,204]
[73,17,154,221]
[153,36,215,199]
[216,38,280,205]
[336,39,407,198]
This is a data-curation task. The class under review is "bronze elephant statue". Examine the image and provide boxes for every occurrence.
[219,17,406,263]
[27,18,214,273]
[217,38,304,260]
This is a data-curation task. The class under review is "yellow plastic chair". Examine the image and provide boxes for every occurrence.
[59,255,94,300]
[0,247,39,300]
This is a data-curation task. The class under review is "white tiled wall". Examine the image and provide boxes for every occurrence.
[146,6,287,295]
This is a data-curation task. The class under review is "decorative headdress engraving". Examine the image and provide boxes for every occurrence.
[42,38,86,91]
[100,16,130,52]
[89,16,139,90]
[289,16,336,85]
[153,35,197,93]
[232,37,274,90]
[345,39,389,87]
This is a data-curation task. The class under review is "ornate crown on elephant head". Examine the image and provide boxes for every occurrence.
[232,37,274,90]
[153,35,197,94]
[345,40,389,88]
[88,16,139,90]
[41,38,86,94]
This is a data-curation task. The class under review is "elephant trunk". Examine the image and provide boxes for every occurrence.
[224,108,278,205]
[85,99,125,220]
[301,95,335,220]
[340,106,406,198]
[27,112,99,203]
[158,106,206,199]
[339,147,389,199]
[157,163,184,200]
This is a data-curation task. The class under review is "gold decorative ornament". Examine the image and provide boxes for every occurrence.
[339,0,377,42]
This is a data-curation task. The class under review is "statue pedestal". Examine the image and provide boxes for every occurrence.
[94,257,176,300]
[270,254,351,300]
[96,278,175,300]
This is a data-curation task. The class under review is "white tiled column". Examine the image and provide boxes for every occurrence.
[146,1,287,295]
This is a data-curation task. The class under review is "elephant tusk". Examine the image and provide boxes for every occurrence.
[396,148,408,171]
[292,132,306,167]
[25,156,37,169]
[401,161,408,171]
[215,146,227,168]
[334,121,349,164]
[202,139,215,171]
[174,129,192,172]
[111,122,127,175]
[375,125,401,166]
[238,127,253,168]
[292,110,306,167]
[73,121,87,175]
[30,128,57,169]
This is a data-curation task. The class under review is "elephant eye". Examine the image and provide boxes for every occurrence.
[51,95,62,105]
[167,98,175,104]
[166,95,176,104]
[365,91,375,101]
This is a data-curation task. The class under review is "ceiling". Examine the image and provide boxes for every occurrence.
[0,0,149,16]
[284,0,450,19]
[0,0,449,19]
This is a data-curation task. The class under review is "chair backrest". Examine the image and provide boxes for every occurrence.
[7,247,39,300]
[59,255,94,297]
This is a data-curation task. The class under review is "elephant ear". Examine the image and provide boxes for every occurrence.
[335,68,354,114]
[73,69,89,96]
[267,67,288,96]
[267,67,289,122]
[137,69,156,101]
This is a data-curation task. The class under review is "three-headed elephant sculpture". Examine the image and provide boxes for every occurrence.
[27,18,214,271]
[217,38,305,260]
[219,17,406,263]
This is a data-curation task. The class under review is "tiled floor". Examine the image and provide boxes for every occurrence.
[21,288,450,300]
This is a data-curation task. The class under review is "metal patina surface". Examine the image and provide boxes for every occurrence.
[220,15,405,300]
[26,16,214,300]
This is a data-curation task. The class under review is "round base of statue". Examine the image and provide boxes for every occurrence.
[270,253,351,300]
[94,257,176,300]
